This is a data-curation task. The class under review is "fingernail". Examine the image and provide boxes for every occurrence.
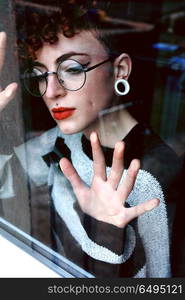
[153,198,160,207]
[91,132,97,142]
[115,141,123,152]
[130,159,139,171]
[5,88,13,97]
[147,199,160,211]
[0,32,5,41]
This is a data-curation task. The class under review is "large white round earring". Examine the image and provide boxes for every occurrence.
[114,79,130,96]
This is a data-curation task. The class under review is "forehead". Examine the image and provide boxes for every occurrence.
[35,30,107,64]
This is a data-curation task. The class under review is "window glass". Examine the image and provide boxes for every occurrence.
[0,0,184,278]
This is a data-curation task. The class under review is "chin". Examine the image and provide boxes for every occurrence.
[57,122,82,135]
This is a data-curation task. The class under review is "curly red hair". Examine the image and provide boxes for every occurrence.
[15,1,108,60]
[15,0,144,65]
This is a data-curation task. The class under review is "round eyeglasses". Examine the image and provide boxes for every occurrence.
[23,58,111,97]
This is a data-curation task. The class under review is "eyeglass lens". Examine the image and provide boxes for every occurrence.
[23,59,86,97]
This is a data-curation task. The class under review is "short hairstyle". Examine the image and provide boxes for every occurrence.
[15,0,145,62]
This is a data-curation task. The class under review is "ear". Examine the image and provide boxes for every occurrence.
[113,53,132,80]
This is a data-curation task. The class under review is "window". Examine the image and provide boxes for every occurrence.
[0,0,184,278]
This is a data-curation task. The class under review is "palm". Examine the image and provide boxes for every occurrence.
[60,132,159,228]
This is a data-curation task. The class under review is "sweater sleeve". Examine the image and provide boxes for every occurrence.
[74,200,126,256]
[51,200,146,277]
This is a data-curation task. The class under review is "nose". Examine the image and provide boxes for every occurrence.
[45,73,66,99]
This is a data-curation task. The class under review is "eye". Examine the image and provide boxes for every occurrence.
[64,64,84,75]
[36,74,47,83]
[32,68,46,82]
[59,60,90,76]
[24,68,44,81]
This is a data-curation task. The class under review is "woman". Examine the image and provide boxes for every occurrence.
[0,2,179,277]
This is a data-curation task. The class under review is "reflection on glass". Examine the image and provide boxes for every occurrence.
[0,0,184,278]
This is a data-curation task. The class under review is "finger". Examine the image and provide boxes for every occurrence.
[117,159,140,202]
[59,157,84,191]
[90,131,106,180]
[125,198,160,223]
[0,32,6,74]
[108,141,125,189]
[0,82,18,112]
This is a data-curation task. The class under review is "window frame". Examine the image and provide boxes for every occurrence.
[0,217,94,278]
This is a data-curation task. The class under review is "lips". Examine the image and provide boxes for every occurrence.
[52,107,76,120]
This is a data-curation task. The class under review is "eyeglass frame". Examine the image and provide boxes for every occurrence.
[23,57,112,97]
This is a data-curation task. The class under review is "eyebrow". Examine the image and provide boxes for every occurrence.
[34,52,89,67]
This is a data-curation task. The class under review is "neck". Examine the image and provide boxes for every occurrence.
[83,108,138,148]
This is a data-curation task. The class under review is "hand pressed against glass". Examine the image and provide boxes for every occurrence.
[60,132,160,228]
[0,32,17,112]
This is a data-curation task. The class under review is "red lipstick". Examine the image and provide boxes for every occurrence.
[52,107,76,120]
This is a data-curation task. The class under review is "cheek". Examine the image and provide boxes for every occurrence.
[83,75,114,111]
